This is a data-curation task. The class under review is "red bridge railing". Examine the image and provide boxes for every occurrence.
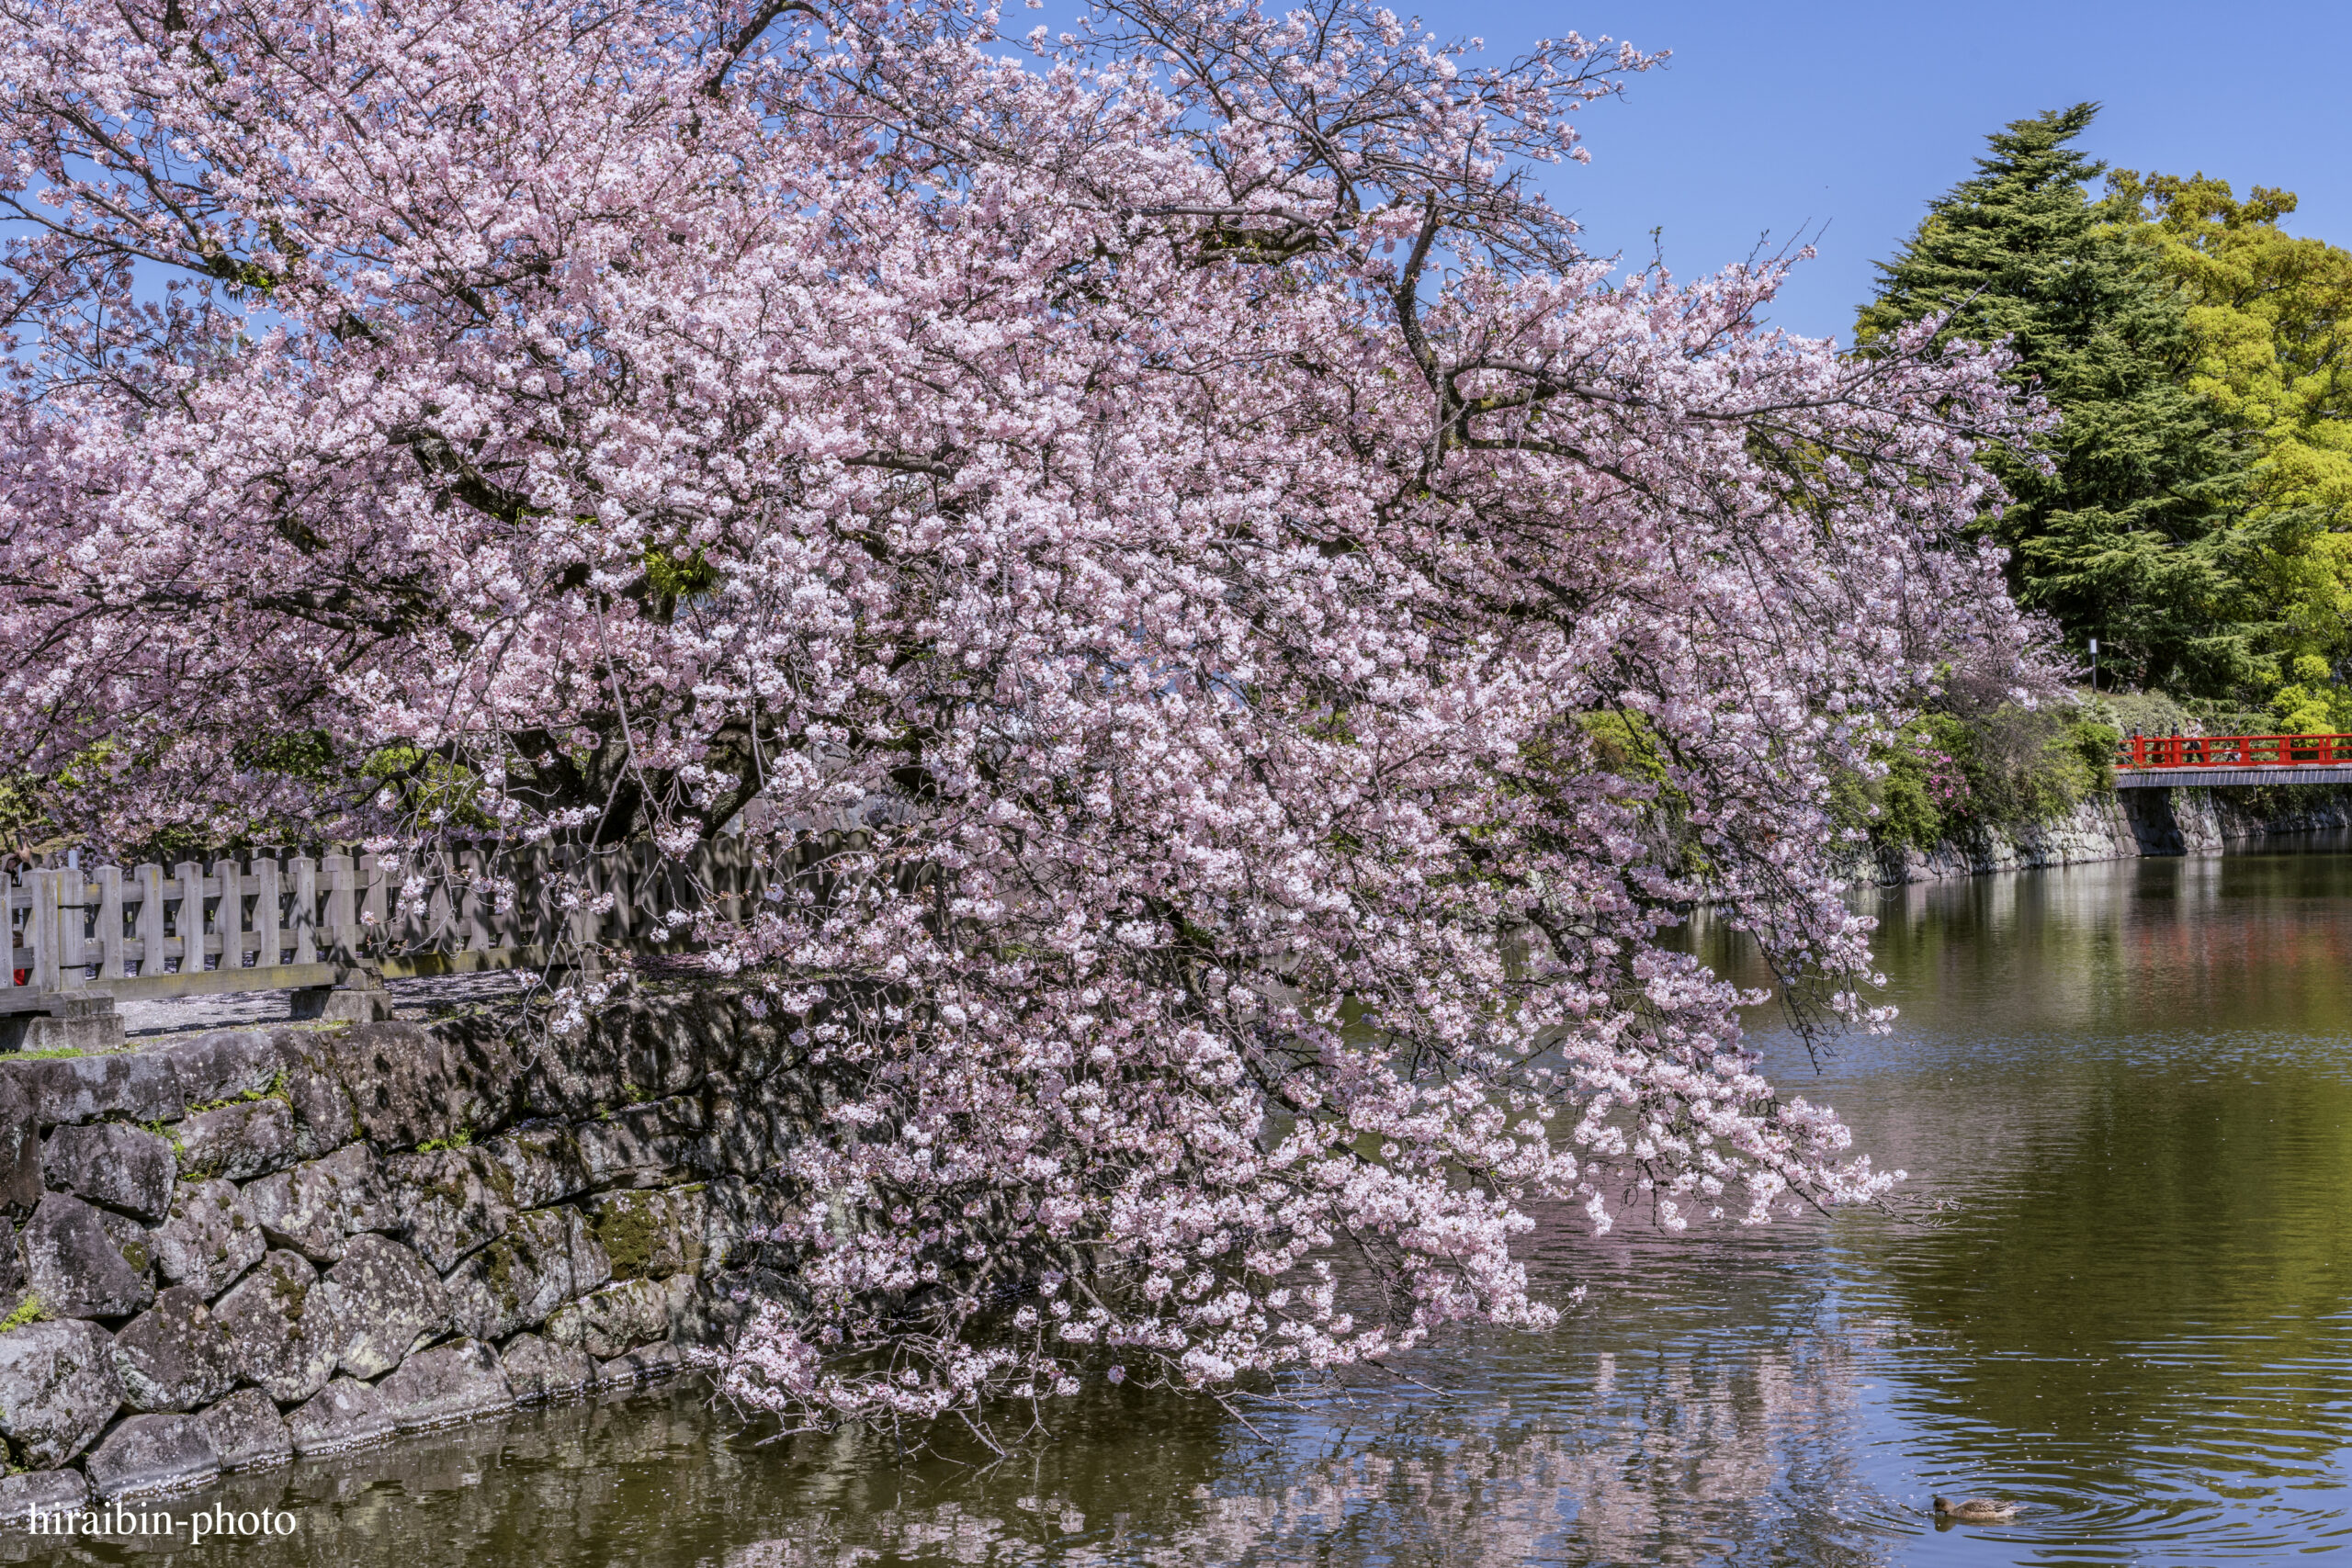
[2119,734,2352,770]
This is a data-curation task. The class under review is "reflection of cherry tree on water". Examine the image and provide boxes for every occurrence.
[718,1332,1887,1567]
[1,0,2037,1435]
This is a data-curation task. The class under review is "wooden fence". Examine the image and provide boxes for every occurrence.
[6,838,771,1006]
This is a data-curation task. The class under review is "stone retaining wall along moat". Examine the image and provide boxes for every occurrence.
[0,990,809,1512]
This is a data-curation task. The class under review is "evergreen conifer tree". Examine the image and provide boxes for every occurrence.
[1859,104,2262,695]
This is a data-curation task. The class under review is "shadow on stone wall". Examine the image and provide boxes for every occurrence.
[0,987,813,1514]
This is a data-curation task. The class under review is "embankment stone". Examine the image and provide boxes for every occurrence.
[198,1387,290,1472]
[211,1250,339,1404]
[112,1285,236,1412]
[12,1052,182,1128]
[22,1192,152,1318]
[574,1099,705,1190]
[498,1334,592,1403]
[0,1074,40,1219]
[380,1147,514,1272]
[594,1342,695,1388]
[41,1122,176,1222]
[243,1144,389,1263]
[480,1126,594,1212]
[0,1465,87,1517]
[445,1207,608,1342]
[323,1024,521,1151]
[317,1235,448,1377]
[288,1378,393,1456]
[377,1339,513,1430]
[545,1275,691,1360]
[166,1032,295,1109]
[176,1096,299,1182]
[0,1318,122,1467]
[151,1179,265,1299]
[85,1413,220,1498]
[588,1186,707,1282]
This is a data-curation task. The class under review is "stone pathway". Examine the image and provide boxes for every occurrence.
[119,971,533,1037]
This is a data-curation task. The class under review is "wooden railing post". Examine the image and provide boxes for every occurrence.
[322,852,356,963]
[28,871,59,992]
[175,861,205,974]
[96,864,125,981]
[254,855,283,972]
[211,857,243,973]
[137,863,165,977]
[290,855,318,964]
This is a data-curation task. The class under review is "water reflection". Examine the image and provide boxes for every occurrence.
[17,844,2352,1565]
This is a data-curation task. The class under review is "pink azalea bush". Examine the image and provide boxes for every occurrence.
[0,0,2035,1433]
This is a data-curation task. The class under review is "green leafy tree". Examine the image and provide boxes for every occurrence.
[2110,170,2352,728]
[1858,105,2264,695]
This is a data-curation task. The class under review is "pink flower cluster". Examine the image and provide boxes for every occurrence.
[0,0,2036,1430]
[1913,740,1973,811]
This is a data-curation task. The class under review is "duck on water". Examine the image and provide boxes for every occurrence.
[1932,1496,2018,1523]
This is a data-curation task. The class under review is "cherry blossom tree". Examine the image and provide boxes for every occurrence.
[0,0,2036,1434]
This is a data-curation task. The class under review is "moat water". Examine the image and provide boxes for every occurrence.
[18,843,2352,1565]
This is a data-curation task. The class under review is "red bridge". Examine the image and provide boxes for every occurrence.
[2114,733,2352,787]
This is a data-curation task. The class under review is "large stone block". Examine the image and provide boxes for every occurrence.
[288,1377,393,1456]
[11,1050,182,1127]
[319,1023,521,1151]
[674,1266,797,1349]
[164,1031,298,1109]
[572,1097,706,1190]
[543,1274,691,1360]
[0,1464,87,1518]
[0,1318,122,1467]
[243,1143,390,1263]
[0,996,126,1057]
[276,1052,363,1159]
[594,1342,695,1389]
[698,1094,803,1179]
[478,1125,594,1212]
[41,1122,177,1222]
[702,1175,789,1264]
[198,1387,291,1472]
[587,1186,710,1282]
[445,1207,609,1342]
[211,1250,340,1404]
[377,1338,514,1430]
[85,1412,220,1498]
[151,1179,266,1299]
[317,1235,449,1378]
[21,1192,153,1318]
[511,995,725,1120]
[379,1147,514,1272]
[111,1285,237,1412]
[175,1096,299,1182]
[497,1334,593,1403]
[0,1073,40,1220]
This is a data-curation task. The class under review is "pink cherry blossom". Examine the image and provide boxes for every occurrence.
[0,0,2036,1431]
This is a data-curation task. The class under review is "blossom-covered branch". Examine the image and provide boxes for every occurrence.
[0,0,2036,1431]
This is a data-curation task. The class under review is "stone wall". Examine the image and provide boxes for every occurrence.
[0,989,807,1512]
[1853,785,2352,886]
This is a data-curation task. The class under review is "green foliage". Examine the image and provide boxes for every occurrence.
[0,1294,47,1333]
[2112,169,2352,700]
[642,545,719,625]
[1570,709,1705,874]
[1859,105,2265,696]
[1840,704,2114,854]
[1575,710,1672,790]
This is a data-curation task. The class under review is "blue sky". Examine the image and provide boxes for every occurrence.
[1407,0,2352,343]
